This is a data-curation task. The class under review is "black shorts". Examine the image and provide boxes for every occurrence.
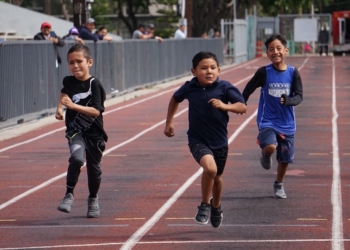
[189,142,228,176]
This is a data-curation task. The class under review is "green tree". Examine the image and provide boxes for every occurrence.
[191,0,232,37]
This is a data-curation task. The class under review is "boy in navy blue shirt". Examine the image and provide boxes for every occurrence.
[164,51,246,228]
[242,34,303,199]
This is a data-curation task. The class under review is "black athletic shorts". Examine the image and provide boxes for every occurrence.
[189,142,228,176]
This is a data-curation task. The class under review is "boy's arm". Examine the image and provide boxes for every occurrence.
[281,69,303,106]
[55,93,67,120]
[242,67,266,103]
[61,95,100,117]
[208,100,247,114]
[164,96,180,137]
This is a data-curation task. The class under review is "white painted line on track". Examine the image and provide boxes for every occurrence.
[0,59,257,154]
[120,57,310,250]
[0,127,65,153]
[2,238,350,249]
[120,110,258,250]
[0,225,128,229]
[0,64,254,212]
[331,56,344,250]
[0,108,188,211]
[0,173,66,210]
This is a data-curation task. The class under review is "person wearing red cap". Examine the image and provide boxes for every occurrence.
[34,22,65,64]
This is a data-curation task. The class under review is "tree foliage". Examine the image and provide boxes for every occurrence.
[191,0,232,37]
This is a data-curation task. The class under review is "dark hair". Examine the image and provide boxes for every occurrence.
[138,24,145,29]
[192,51,219,69]
[264,34,287,49]
[98,26,106,32]
[67,44,92,61]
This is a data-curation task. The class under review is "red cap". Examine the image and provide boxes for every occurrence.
[41,22,51,29]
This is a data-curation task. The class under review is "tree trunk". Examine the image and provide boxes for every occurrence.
[60,0,70,21]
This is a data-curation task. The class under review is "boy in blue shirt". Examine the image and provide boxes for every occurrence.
[164,51,246,228]
[242,34,303,199]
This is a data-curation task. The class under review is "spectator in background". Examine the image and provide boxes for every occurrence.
[318,24,329,56]
[146,24,163,42]
[95,26,113,42]
[174,24,186,39]
[63,27,85,45]
[214,29,221,38]
[34,22,65,64]
[79,18,112,42]
[201,32,208,38]
[132,24,163,42]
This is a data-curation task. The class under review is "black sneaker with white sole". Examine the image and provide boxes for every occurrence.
[195,202,210,225]
[210,198,223,228]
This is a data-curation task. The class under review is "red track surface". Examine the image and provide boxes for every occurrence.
[0,56,350,250]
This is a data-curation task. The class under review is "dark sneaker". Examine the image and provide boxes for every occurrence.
[274,182,287,199]
[87,197,100,218]
[57,193,74,213]
[195,202,210,225]
[260,151,272,170]
[210,198,223,228]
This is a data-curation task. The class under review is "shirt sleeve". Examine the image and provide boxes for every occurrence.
[61,76,69,94]
[173,82,189,103]
[226,85,245,104]
[242,67,266,103]
[90,79,106,112]
[282,68,303,106]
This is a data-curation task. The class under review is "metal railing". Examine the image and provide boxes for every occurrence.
[0,38,224,127]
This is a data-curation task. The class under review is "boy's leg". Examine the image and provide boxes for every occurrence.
[189,143,215,224]
[274,133,294,199]
[210,146,227,228]
[199,154,217,204]
[58,133,85,213]
[257,128,277,170]
[85,138,105,218]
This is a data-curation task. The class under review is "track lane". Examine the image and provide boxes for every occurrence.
[0,56,349,250]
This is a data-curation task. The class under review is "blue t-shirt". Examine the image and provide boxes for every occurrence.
[257,64,296,135]
[173,77,245,149]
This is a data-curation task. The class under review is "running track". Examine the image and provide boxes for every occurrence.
[0,56,349,250]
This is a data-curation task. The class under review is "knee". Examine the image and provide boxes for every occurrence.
[69,155,84,167]
[264,144,276,154]
[203,167,217,178]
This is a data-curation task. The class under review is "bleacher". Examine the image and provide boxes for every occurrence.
[0,30,33,41]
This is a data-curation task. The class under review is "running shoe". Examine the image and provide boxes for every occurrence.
[260,150,272,170]
[274,182,287,199]
[87,197,100,218]
[57,193,74,213]
[195,202,210,225]
[210,198,223,228]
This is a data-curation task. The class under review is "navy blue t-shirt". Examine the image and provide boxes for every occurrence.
[173,77,245,149]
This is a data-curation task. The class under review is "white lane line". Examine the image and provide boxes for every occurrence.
[167,223,317,227]
[0,59,259,154]
[0,225,128,229]
[120,57,309,250]
[120,110,258,250]
[0,173,66,210]
[331,57,344,250]
[0,108,188,211]
[0,127,65,153]
[1,239,349,250]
